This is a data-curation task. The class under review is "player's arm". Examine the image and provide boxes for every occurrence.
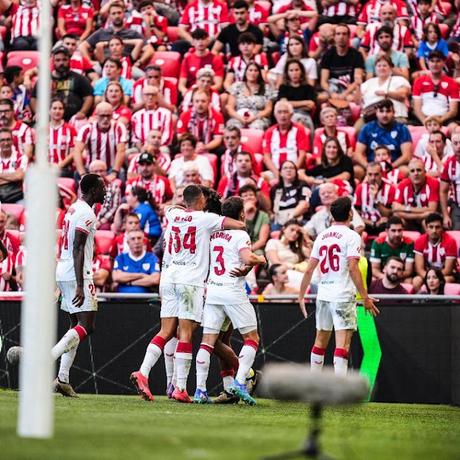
[72,229,88,308]
[298,257,319,318]
[222,217,246,231]
[442,257,456,277]
[348,258,379,316]
[239,248,266,267]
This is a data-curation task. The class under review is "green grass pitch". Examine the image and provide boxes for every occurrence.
[1,390,459,460]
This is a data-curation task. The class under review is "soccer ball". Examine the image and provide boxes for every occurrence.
[246,368,262,395]
[6,346,23,365]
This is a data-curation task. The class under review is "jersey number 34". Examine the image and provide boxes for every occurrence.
[167,226,197,254]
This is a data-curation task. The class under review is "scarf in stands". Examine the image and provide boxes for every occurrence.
[189,108,212,144]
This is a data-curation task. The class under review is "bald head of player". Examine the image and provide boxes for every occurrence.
[222,196,245,222]
[330,196,353,224]
[79,173,106,206]
[183,184,206,210]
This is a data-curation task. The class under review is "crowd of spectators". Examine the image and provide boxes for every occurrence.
[0,0,460,296]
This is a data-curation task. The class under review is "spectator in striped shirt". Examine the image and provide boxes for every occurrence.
[73,102,127,180]
[8,0,40,51]
[440,132,460,229]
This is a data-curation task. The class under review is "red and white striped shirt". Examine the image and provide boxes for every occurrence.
[394,175,440,208]
[441,155,460,205]
[0,254,14,292]
[182,87,221,111]
[229,2,269,25]
[180,0,229,38]
[0,147,28,173]
[49,122,76,165]
[453,15,460,39]
[12,120,35,157]
[128,151,171,174]
[126,175,173,204]
[69,51,94,75]
[133,77,178,107]
[0,230,20,258]
[361,23,413,54]
[358,0,408,25]
[176,108,225,144]
[410,11,439,41]
[354,180,396,222]
[10,2,40,41]
[76,120,128,169]
[414,232,457,269]
[262,123,310,169]
[227,53,268,82]
[322,1,357,17]
[217,174,270,199]
[131,107,173,146]
[312,128,352,157]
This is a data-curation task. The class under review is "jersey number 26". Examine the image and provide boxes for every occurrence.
[318,244,340,273]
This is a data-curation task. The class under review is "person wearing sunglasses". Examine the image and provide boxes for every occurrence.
[413,50,460,125]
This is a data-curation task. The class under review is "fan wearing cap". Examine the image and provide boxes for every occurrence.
[126,152,173,213]
[413,50,460,125]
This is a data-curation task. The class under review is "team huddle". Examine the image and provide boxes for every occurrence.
[18,174,379,403]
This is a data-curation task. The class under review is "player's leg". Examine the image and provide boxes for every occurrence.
[164,335,178,396]
[311,300,333,372]
[214,325,239,390]
[332,300,358,376]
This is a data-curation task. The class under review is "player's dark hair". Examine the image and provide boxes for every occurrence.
[423,268,445,294]
[200,185,222,214]
[4,66,22,84]
[330,197,352,222]
[385,256,404,267]
[0,98,14,109]
[233,0,249,10]
[425,212,443,226]
[80,174,102,195]
[183,184,204,207]
[282,218,306,263]
[268,263,283,282]
[131,186,157,210]
[238,183,258,196]
[386,216,403,228]
[222,196,244,220]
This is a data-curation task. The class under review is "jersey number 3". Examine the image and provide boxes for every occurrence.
[168,226,197,254]
[213,246,225,275]
[319,244,340,273]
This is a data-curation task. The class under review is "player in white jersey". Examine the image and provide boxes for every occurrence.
[53,174,106,396]
[298,197,379,376]
[193,196,265,405]
[130,185,246,403]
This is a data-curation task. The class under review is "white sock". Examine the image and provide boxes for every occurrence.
[52,328,81,360]
[58,347,78,383]
[333,348,349,376]
[235,340,258,385]
[311,346,325,373]
[140,343,163,378]
[196,344,213,391]
[164,337,178,386]
[221,374,234,392]
[175,341,192,391]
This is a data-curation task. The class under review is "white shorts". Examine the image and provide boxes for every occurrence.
[58,279,98,315]
[316,299,357,331]
[160,283,205,323]
[202,300,257,334]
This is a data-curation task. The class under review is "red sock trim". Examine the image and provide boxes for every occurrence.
[334,348,349,359]
[151,335,166,350]
[176,341,193,354]
[73,325,87,341]
[200,343,214,354]
[244,339,259,351]
[220,369,235,378]
[312,346,326,356]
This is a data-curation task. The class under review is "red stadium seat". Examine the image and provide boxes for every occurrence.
[163,77,179,105]
[440,1,452,17]
[203,153,218,182]
[378,231,421,242]
[241,128,264,155]
[401,283,414,294]
[95,230,116,255]
[1,203,25,221]
[408,125,426,149]
[447,231,460,249]
[444,283,460,296]
[149,51,181,79]
[166,26,180,43]
[256,0,271,14]
[349,102,361,123]
[439,23,450,39]
[6,51,40,72]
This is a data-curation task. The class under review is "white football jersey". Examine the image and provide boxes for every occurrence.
[161,207,225,287]
[206,229,252,305]
[56,200,97,282]
[310,224,361,302]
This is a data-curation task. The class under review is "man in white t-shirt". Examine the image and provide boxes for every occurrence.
[298,196,379,375]
[193,196,265,405]
[53,174,107,396]
[130,185,246,403]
